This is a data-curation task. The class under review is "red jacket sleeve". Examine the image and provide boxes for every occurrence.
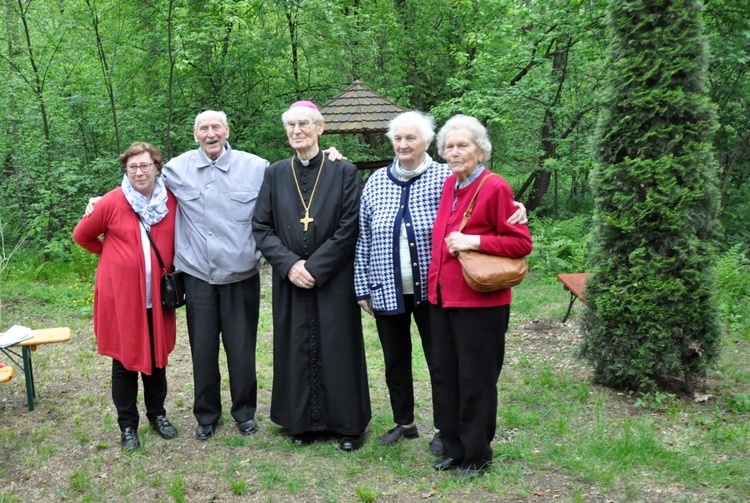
[72,191,119,255]
[476,176,533,258]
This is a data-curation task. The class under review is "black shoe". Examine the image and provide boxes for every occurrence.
[150,415,178,439]
[429,431,443,456]
[378,424,419,445]
[195,423,216,440]
[339,435,364,452]
[432,455,462,471]
[292,432,315,446]
[455,464,491,480]
[237,419,258,435]
[121,426,141,452]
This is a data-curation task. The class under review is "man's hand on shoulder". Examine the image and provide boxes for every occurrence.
[322,147,347,162]
[84,196,103,217]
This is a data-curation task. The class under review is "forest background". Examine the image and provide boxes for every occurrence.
[1,0,748,264]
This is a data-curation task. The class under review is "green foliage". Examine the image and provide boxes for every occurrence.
[704,0,750,249]
[718,183,750,247]
[713,244,750,333]
[0,0,748,264]
[582,0,722,393]
[355,486,377,503]
[167,475,186,503]
[69,469,91,492]
[633,391,677,412]
[227,476,247,496]
[527,215,592,275]
[724,393,750,414]
[70,242,99,281]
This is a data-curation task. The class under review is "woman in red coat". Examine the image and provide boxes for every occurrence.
[73,142,178,452]
[428,116,532,479]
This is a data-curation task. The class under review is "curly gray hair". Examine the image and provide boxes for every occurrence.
[436,115,492,162]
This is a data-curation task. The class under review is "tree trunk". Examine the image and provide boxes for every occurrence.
[165,0,176,159]
[17,0,54,259]
[526,36,570,214]
[5,0,20,204]
[86,0,121,154]
[527,112,555,212]
[285,5,300,98]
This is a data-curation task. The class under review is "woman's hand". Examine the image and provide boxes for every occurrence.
[508,201,528,224]
[358,299,373,316]
[444,232,480,256]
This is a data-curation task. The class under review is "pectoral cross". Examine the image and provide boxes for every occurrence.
[300,210,314,232]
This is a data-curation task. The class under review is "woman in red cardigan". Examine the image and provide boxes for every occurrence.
[73,142,178,452]
[427,115,532,479]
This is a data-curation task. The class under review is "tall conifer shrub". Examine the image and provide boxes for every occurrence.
[581,0,721,393]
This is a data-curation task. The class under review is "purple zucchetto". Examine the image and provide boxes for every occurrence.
[289,100,319,111]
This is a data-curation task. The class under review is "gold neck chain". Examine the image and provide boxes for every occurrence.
[290,154,325,232]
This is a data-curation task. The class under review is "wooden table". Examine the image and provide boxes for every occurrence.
[556,273,589,323]
[1,327,71,410]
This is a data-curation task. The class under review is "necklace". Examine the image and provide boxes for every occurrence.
[290,154,325,232]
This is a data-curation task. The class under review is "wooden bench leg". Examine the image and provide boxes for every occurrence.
[0,347,35,410]
[562,292,578,323]
[22,347,36,411]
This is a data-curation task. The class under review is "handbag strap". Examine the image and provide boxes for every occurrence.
[136,215,168,275]
[458,172,498,233]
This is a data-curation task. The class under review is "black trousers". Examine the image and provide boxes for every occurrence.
[111,310,167,431]
[374,295,436,426]
[430,303,509,470]
[184,273,260,425]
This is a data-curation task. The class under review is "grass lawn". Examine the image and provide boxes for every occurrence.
[0,264,748,502]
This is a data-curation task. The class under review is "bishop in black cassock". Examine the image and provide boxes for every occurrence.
[252,100,371,451]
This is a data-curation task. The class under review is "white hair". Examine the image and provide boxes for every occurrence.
[281,107,324,124]
[386,111,435,143]
[194,110,228,128]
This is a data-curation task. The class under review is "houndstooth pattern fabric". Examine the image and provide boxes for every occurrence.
[355,161,451,314]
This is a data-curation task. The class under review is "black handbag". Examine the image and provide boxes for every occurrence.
[139,218,186,309]
[160,270,186,309]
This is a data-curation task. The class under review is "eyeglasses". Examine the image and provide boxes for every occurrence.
[284,120,314,130]
[126,163,154,173]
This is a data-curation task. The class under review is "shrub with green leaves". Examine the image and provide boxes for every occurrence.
[713,244,750,333]
[581,0,722,393]
[527,215,592,276]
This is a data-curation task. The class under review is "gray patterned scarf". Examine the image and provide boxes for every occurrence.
[391,153,433,182]
[121,174,169,229]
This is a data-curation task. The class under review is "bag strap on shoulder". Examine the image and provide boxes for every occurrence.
[458,172,499,233]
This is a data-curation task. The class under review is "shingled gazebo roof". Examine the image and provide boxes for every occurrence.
[320,80,406,135]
